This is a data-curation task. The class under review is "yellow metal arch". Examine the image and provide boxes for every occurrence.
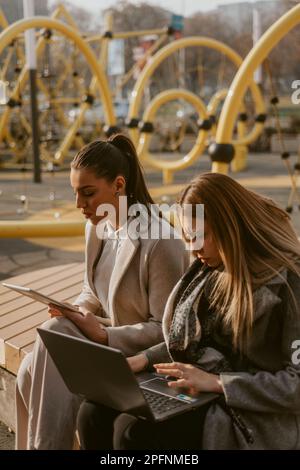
[207,88,247,142]
[0,16,115,145]
[0,8,8,29]
[207,89,229,119]
[214,3,300,174]
[0,6,92,165]
[207,88,249,172]
[128,36,266,147]
[0,6,81,146]
[0,17,115,238]
[138,89,208,183]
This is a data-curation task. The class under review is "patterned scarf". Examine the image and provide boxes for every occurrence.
[168,261,210,353]
[168,258,232,372]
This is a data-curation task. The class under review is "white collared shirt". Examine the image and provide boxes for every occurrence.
[93,220,128,317]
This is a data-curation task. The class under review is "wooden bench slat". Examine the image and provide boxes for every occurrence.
[4,296,76,374]
[6,343,35,375]
[6,328,37,348]
[0,271,84,316]
[0,283,83,331]
[4,294,79,349]
[0,311,50,344]
[0,311,48,365]
[5,293,78,373]
[0,263,78,296]
[22,343,35,354]
[0,263,84,374]
[0,263,84,305]
[5,343,26,375]
[6,327,41,350]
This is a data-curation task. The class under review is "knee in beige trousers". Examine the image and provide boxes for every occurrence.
[15,316,86,449]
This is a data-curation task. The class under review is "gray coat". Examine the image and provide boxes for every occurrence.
[145,269,300,450]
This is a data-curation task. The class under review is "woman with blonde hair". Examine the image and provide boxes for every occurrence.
[77,172,300,450]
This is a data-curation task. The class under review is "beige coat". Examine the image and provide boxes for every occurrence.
[74,219,189,356]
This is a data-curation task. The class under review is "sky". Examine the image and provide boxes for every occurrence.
[61,0,271,16]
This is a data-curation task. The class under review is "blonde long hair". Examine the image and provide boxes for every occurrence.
[179,172,300,350]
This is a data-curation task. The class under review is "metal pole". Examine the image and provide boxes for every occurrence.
[23,0,41,183]
[253,8,263,85]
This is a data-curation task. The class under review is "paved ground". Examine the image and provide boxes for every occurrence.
[0,150,299,449]
[0,422,14,450]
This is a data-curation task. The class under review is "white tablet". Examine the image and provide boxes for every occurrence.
[2,282,80,313]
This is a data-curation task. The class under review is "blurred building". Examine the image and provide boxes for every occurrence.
[1,0,48,24]
[217,1,285,32]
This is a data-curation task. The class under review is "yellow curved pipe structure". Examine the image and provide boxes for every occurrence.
[138,89,208,183]
[207,88,249,172]
[0,17,115,238]
[207,89,228,119]
[0,16,115,144]
[214,3,300,174]
[207,88,247,139]
[0,220,85,238]
[128,36,265,147]
[0,8,56,142]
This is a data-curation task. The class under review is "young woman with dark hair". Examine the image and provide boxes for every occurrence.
[15,134,188,450]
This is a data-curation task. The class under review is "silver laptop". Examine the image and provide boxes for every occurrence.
[37,328,217,422]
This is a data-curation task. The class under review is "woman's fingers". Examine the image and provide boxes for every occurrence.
[50,312,63,317]
[154,362,186,380]
[154,362,182,369]
[155,367,182,378]
[48,306,63,317]
[60,308,82,323]
[64,302,78,308]
[155,363,208,395]
[48,303,84,325]
[167,378,187,388]
[168,381,198,396]
[154,362,200,395]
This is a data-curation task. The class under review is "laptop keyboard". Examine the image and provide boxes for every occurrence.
[143,389,184,418]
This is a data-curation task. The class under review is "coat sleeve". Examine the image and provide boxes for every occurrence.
[73,269,103,316]
[220,273,300,413]
[106,238,189,356]
[143,342,171,368]
[72,222,104,316]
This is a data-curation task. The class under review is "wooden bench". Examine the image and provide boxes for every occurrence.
[0,262,85,430]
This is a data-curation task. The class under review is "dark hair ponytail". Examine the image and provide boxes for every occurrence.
[108,134,154,207]
[71,133,154,207]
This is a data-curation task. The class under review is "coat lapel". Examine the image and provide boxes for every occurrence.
[85,221,104,297]
[252,269,287,321]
